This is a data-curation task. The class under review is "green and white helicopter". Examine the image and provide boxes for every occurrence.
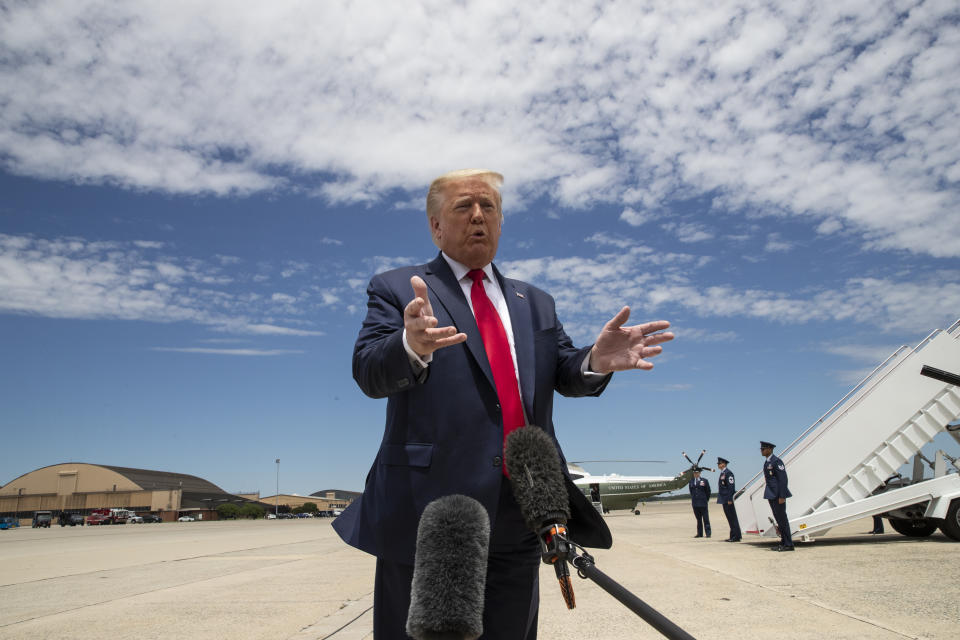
[569,450,714,514]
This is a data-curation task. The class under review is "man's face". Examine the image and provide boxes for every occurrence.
[761,446,772,457]
[431,178,502,269]
[718,462,726,470]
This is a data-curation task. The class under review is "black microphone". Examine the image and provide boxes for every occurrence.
[504,425,576,609]
[406,494,490,640]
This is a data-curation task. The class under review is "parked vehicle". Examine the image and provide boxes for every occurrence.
[87,508,112,525]
[32,511,53,528]
[141,514,162,523]
[177,515,195,522]
[127,515,144,523]
[59,513,85,526]
[110,508,134,524]
[0,517,20,530]
[266,513,277,519]
[87,508,134,525]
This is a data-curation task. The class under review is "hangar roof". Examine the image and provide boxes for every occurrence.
[1,462,227,496]
[97,464,225,493]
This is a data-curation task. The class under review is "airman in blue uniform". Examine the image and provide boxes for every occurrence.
[761,441,794,551]
[717,457,741,542]
[688,468,711,538]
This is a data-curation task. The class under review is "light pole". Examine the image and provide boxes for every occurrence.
[275,458,280,517]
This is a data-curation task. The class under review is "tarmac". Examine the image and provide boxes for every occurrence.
[0,501,957,639]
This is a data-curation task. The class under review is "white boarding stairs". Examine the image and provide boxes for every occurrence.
[735,319,960,541]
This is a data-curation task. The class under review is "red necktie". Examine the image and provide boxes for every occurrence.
[468,270,526,452]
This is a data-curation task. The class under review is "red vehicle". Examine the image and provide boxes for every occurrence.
[86,508,113,525]
[87,508,133,525]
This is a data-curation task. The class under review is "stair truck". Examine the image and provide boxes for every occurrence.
[734,319,960,542]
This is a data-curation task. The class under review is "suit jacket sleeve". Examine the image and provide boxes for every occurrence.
[776,466,790,499]
[352,272,426,399]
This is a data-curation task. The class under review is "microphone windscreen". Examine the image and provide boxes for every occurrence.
[505,426,570,532]
[406,494,490,640]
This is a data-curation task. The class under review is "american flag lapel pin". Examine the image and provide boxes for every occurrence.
[516,292,525,299]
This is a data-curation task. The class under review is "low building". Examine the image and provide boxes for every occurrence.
[310,489,360,511]
[259,489,359,513]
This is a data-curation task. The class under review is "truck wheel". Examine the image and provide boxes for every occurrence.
[937,499,960,541]
[889,518,938,537]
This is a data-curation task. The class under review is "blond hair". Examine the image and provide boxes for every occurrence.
[426,169,503,247]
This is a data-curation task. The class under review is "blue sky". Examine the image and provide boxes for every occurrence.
[1,1,959,497]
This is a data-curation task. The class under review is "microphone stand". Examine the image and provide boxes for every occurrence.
[538,525,697,640]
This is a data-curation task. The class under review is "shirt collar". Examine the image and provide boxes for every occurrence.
[441,252,493,283]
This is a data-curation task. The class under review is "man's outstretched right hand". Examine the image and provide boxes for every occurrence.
[404,275,467,358]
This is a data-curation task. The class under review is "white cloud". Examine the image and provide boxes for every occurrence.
[0,233,326,336]
[674,327,740,343]
[0,1,957,256]
[501,249,960,341]
[764,233,793,253]
[620,207,654,227]
[816,219,843,235]
[585,232,637,250]
[821,343,904,364]
[150,347,304,356]
[280,262,309,278]
[224,323,324,337]
[661,222,714,243]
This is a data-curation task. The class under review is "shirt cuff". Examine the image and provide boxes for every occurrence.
[581,349,607,379]
[403,329,432,369]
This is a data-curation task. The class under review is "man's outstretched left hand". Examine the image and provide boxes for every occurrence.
[589,307,673,374]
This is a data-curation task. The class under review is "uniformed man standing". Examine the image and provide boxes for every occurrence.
[688,467,712,538]
[761,441,794,551]
[717,457,741,542]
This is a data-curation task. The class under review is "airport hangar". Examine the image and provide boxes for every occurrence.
[0,462,308,524]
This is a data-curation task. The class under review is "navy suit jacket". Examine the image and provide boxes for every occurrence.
[717,467,736,504]
[689,477,711,507]
[334,254,612,564]
[763,454,792,500]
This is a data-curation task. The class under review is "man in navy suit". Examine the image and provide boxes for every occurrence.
[716,456,741,542]
[761,441,794,551]
[334,169,674,639]
[688,468,712,537]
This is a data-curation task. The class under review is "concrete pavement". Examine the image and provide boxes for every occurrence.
[0,502,956,639]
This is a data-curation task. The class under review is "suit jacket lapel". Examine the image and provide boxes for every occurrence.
[423,254,495,389]
[494,265,534,424]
